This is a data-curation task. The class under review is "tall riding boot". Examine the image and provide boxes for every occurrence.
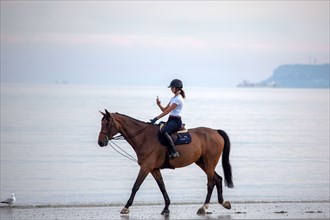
[164,132,180,159]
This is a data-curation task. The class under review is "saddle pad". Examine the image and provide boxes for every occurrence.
[157,121,191,145]
[174,132,191,145]
[157,130,192,146]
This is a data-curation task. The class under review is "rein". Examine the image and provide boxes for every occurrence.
[104,123,152,164]
[115,124,151,140]
[108,140,138,163]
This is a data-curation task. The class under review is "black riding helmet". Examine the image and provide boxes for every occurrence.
[168,79,183,89]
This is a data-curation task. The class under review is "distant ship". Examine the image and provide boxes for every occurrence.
[237,80,277,88]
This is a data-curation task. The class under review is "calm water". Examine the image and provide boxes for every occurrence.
[1,84,329,206]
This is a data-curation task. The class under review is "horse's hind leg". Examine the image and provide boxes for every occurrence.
[214,172,231,209]
[195,159,216,215]
[214,172,224,203]
[151,169,171,215]
[195,161,231,214]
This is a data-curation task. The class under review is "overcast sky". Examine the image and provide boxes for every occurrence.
[1,1,329,87]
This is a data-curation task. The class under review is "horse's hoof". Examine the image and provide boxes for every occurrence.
[161,209,170,215]
[120,207,129,214]
[197,207,205,215]
[222,201,231,209]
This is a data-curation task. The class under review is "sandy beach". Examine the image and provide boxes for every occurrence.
[1,201,329,220]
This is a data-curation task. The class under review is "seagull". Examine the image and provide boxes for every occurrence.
[1,193,16,206]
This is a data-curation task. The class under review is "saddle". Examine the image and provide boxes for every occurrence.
[157,122,192,146]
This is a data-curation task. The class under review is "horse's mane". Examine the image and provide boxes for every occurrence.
[115,112,149,125]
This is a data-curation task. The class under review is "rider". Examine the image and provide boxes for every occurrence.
[150,79,185,159]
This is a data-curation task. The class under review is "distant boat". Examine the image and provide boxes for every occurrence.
[237,80,277,88]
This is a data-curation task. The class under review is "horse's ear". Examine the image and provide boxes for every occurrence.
[105,109,110,116]
[99,110,106,116]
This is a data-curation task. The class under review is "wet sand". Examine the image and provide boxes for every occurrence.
[1,201,329,220]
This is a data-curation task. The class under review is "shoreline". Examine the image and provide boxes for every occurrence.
[1,200,329,209]
[1,201,329,219]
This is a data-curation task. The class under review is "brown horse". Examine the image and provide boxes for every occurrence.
[98,109,233,215]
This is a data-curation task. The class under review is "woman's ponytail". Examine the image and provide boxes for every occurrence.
[180,89,186,99]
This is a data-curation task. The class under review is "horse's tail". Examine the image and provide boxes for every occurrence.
[217,129,234,188]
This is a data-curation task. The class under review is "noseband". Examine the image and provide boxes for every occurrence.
[99,131,110,142]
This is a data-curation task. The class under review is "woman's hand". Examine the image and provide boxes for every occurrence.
[150,117,158,125]
[156,96,161,105]
[156,96,167,112]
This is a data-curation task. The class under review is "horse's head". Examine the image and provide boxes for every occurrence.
[98,109,120,147]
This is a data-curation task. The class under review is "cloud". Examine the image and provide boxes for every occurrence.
[1,33,210,50]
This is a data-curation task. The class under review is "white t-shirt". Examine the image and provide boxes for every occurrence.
[169,95,184,117]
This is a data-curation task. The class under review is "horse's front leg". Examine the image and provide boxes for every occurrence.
[121,167,150,214]
[151,169,171,215]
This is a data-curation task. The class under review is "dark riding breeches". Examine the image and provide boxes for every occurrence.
[161,116,182,135]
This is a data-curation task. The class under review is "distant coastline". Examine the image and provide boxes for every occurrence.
[238,63,330,88]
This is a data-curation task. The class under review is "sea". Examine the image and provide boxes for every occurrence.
[0,84,329,206]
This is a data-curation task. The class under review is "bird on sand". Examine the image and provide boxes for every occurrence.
[1,193,16,206]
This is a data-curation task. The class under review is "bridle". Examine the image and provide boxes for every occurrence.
[99,116,117,142]
[99,114,151,164]
[99,116,151,141]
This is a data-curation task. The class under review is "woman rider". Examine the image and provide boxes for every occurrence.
[150,79,185,159]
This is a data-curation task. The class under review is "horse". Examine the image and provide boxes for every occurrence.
[97,109,234,215]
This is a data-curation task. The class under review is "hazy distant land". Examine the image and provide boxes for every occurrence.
[238,64,330,88]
